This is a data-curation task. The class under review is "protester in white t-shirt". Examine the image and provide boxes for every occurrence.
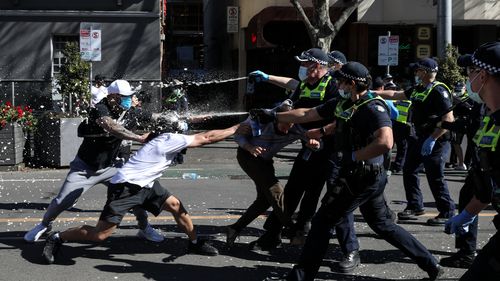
[91,74,107,107]
[42,115,242,264]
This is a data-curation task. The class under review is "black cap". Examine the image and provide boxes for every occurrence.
[328,50,347,65]
[457,42,500,74]
[95,74,105,81]
[333,61,370,82]
[409,58,439,72]
[372,77,384,89]
[295,48,330,66]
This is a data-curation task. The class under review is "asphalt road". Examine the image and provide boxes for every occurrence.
[0,139,496,281]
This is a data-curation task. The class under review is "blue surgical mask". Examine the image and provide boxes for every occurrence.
[298,66,308,81]
[466,74,484,104]
[338,88,351,99]
[120,96,132,109]
[414,76,422,85]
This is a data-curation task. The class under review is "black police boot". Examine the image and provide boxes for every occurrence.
[335,250,361,273]
[397,208,425,220]
[225,225,240,247]
[440,250,476,268]
[427,214,450,226]
[426,264,444,281]
[249,231,282,251]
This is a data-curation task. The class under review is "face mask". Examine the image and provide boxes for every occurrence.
[466,73,484,104]
[298,66,308,81]
[414,76,422,85]
[338,88,351,99]
[120,96,132,109]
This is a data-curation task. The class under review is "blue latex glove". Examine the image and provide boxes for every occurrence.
[421,136,436,156]
[249,70,269,83]
[444,210,477,235]
[384,100,399,120]
[352,151,357,162]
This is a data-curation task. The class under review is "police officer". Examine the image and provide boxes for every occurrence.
[377,58,456,225]
[249,49,361,273]
[256,62,442,281]
[442,42,500,281]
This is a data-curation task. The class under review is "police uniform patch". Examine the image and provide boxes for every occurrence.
[375,105,386,112]
[443,92,449,99]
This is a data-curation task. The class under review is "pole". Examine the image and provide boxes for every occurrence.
[11,81,15,106]
[437,0,452,58]
[386,31,391,76]
[89,61,93,105]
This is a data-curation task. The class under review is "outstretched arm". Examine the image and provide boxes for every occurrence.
[268,75,299,91]
[188,124,240,148]
[97,116,149,143]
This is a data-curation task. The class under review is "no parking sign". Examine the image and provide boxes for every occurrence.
[80,23,102,61]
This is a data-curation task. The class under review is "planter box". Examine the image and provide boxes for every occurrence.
[34,117,83,167]
[0,123,25,166]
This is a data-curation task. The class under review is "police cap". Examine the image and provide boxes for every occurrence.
[409,58,439,73]
[457,42,500,74]
[328,50,347,65]
[295,48,330,66]
[333,61,370,82]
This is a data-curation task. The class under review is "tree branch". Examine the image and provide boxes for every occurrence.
[332,0,362,36]
[290,0,317,39]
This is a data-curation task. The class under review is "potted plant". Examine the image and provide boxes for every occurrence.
[34,41,89,167]
[0,101,37,166]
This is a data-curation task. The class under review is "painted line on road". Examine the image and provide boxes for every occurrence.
[0,214,258,224]
[0,212,497,224]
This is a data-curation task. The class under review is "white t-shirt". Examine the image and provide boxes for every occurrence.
[111,133,194,188]
[91,85,108,106]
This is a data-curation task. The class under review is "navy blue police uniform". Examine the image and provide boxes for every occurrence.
[399,60,456,222]
[281,62,441,281]
[260,49,359,258]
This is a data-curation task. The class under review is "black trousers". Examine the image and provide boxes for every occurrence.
[286,172,438,281]
[454,174,479,253]
[460,226,500,281]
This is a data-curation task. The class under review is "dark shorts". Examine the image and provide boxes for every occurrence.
[99,180,172,225]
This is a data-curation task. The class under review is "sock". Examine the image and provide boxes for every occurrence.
[191,239,197,244]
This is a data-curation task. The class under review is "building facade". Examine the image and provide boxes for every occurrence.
[0,0,164,110]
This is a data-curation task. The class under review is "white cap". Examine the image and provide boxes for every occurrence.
[107,80,135,96]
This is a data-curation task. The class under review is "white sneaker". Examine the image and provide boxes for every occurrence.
[137,224,164,242]
[24,223,49,243]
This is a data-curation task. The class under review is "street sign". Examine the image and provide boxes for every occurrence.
[80,23,102,61]
[378,35,399,66]
[227,6,239,33]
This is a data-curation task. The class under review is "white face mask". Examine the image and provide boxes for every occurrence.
[338,88,351,99]
[298,66,308,81]
[414,75,422,85]
[466,72,484,104]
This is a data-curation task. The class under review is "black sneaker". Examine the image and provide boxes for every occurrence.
[249,234,282,251]
[440,250,476,268]
[188,240,219,256]
[397,209,425,220]
[335,250,361,273]
[42,232,62,264]
[426,264,444,281]
[427,215,450,226]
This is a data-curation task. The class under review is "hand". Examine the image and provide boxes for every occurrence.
[249,70,269,83]
[421,136,436,156]
[306,139,321,150]
[444,210,477,235]
[246,145,266,157]
[249,108,276,124]
[139,132,150,143]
